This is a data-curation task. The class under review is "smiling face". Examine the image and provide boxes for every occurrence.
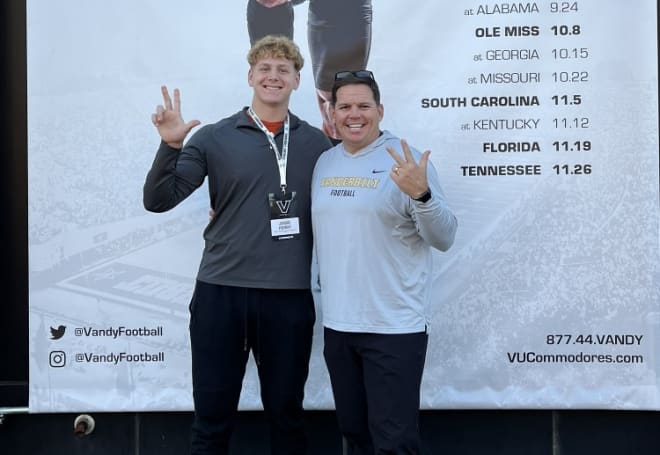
[248,56,300,112]
[331,83,384,154]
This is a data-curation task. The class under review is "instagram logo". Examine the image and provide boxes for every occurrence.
[49,351,66,368]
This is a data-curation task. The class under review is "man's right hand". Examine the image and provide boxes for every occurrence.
[151,85,201,149]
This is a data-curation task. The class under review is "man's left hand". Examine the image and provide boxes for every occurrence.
[386,139,430,200]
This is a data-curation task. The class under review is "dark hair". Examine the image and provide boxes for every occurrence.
[331,71,380,106]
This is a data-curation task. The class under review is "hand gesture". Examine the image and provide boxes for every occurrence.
[151,85,201,149]
[386,139,431,199]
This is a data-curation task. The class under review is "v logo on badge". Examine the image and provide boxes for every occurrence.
[276,200,292,214]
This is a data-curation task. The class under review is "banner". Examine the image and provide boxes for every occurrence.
[28,0,659,412]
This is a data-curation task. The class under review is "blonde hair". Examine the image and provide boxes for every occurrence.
[247,35,304,72]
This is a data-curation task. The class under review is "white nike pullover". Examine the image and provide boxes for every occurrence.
[311,131,458,334]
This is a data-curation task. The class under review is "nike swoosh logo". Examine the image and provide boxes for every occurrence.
[371,169,387,174]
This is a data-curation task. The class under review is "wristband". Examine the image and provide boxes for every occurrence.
[413,189,432,203]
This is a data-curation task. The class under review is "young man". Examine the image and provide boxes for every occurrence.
[143,36,332,454]
[311,70,458,454]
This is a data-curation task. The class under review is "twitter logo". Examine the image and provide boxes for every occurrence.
[50,325,66,340]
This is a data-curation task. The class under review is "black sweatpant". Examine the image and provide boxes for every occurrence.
[323,328,428,455]
[189,281,315,455]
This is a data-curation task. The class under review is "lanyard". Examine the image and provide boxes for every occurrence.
[248,107,290,194]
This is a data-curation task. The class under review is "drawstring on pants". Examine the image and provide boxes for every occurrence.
[243,288,249,352]
[255,296,261,366]
[242,288,262,366]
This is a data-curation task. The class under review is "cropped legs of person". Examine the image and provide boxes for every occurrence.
[246,0,373,140]
[190,281,315,455]
[246,0,296,44]
[307,0,372,139]
[323,328,428,455]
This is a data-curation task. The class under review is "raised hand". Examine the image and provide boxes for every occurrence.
[151,85,201,149]
[386,139,431,199]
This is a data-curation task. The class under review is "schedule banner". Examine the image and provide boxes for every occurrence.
[28,0,659,412]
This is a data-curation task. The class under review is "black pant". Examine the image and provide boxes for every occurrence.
[323,328,428,455]
[189,281,315,455]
